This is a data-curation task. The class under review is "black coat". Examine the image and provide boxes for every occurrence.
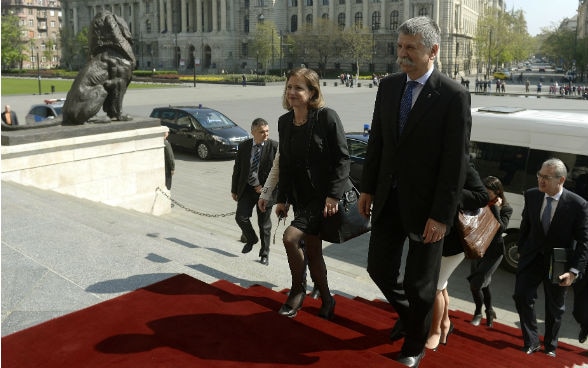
[277,107,351,205]
[360,69,471,234]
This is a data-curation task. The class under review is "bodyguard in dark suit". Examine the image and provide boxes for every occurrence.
[358,17,471,368]
[231,118,278,265]
[514,158,588,357]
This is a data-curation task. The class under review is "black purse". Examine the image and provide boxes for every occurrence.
[304,109,371,243]
[320,186,371,243]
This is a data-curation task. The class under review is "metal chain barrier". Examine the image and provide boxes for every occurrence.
[156,187,235,218]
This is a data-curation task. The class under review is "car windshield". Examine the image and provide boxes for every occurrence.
[190,110,236,129]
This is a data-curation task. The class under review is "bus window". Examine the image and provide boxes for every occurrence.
[470,141,529,195]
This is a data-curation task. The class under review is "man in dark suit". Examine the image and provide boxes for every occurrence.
[573,263,588,344]
[231,118,278,265]
[514,158,588,357]
[358,17,471,368]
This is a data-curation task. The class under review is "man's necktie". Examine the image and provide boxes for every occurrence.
[541,197,554,234]
[248,144,261,186]
[399,81,418,134]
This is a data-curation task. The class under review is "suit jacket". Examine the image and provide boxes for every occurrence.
[231,138,278,198]
[518,187,588,275]
[361,69,471,233]
[277,107,351,205]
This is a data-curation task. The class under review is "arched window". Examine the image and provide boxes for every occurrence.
[306,14,313,26]
[291,15,298,32]
[371,11,380,30]
[337,12,345,30]
[145,19,152,33]
[389,10,398,30]
[322,13,329,20]
[418,7,428,17]
[354,12,363,29]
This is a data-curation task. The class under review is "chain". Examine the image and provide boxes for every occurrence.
[156,187,236,218]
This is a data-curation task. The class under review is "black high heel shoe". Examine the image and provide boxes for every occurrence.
[318,296,336,320]
[486,309,497,327]
[278,288,306,318]
[441,322,454,346]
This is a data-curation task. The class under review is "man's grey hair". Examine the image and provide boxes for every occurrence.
[251,117,268,130]
[398,16,440,50]
[542,158,567,178]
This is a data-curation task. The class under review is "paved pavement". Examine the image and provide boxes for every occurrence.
[2,79,587,352]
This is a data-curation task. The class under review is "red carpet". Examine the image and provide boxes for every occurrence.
[2,274,587,367]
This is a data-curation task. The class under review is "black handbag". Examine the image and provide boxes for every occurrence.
[320,186,371,243]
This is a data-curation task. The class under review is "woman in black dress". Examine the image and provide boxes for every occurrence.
[274,67,351,320]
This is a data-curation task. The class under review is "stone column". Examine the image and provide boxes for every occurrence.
[166,0,173,33]
[196,0,202,33]
[181,0,187,33]
[212,0,218,32]
[221,0,227,31]
[159,0,166,32]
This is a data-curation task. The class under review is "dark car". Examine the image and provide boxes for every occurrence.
[346,131,370,191]
[150,106,250,160]
[25,98,64,124]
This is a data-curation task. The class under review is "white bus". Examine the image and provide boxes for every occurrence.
[469,106,588,272]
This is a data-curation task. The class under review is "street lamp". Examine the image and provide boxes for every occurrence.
[487,28,492,80]
[193,50,196,87]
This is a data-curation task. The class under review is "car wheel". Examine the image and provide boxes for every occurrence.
[501,232,519,273]
[196,143,210,160]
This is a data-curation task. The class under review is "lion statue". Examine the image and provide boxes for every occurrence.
[62,11,136,125]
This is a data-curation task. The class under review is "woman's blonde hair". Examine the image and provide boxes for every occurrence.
[282,67,326,110]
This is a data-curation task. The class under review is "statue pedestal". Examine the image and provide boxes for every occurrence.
[1,119,171,215]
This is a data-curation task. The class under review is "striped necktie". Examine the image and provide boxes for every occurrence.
[248,144,262,186]
[399,81,418,134]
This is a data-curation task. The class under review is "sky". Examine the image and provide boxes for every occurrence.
[506,0,579,36]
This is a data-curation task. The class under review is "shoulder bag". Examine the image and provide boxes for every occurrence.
[457,206,500,259]
[305,109,371,243]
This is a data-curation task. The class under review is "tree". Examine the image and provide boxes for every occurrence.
[60,26,89,70]
[251,21,279,74]
[1,14,25,70]
[341,25,372,80]
[474,7,533,77]
[290,19,343,77]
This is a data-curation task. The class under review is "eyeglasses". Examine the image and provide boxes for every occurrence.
[536,172,560,181]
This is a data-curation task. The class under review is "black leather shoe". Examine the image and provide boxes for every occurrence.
[545,350,556,357]
[241,242,254,253]
[579,325,588,344]
[523,344,540,354]
[260,256,269,265]
[396,350,425,368]
[318,297,336,320]
[278,289,305,318]
[389,319,406,341]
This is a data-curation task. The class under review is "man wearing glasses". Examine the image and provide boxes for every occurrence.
[513,158,588,357]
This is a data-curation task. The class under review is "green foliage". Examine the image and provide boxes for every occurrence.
[290,20,343,76]
[251,21,280,73]
[475,7,533,75]
[1,14,25,70]
[60,26,89,70]
[341,25,373,79]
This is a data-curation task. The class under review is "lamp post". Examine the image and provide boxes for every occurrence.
[487,29,492,80]
[256,51,259,76]
[193,50,196,87]
[37,52,41,95]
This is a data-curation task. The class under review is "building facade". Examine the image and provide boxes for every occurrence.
[1,0,62,70]
[60,0,503,76]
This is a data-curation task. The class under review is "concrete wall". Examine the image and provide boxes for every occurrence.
[1,120,171,216]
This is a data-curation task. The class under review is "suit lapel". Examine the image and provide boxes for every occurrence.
[398,71,441,142]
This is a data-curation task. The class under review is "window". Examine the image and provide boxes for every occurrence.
[339,0,345,4]
[337,13,345,29]
[146,19,152,33]
[371,11,380,30]
[291,0,298,6]
[354,12,363,28]
[389,10,399,30]
[323,0,329,4]
[306,0,313,5]
[418,7,428,16]
[257,0,265,6]
[50,21,55,28]
[356,0,362,3]
[291,14,298,32]
[306,14,313,25]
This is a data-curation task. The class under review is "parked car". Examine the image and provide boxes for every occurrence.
[149,105,250,160]
[25,98,65,124]
[345,131,370,191]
